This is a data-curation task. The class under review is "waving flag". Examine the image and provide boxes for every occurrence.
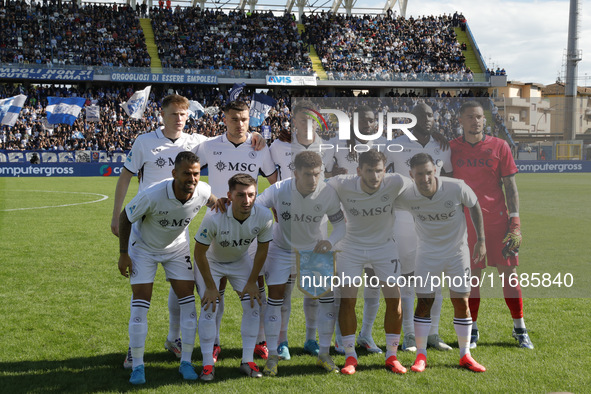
[228,82,246,103]
[0,94,27,126]
[86,104,100,122]
[46,97,86,126]
[121,86,151,119]
[188,100,205,119]
[249,93,277,128]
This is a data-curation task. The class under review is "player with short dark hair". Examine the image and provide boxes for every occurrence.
[194,173,274,381]
[256,151,346,375]
[450,100,533,349]
[396,153,486,372]
[118,151,217,384]
[328,150,411,375]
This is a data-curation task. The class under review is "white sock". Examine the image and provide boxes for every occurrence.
[513,318,526,329]
[400,281,415,336]
[241,295,260,363]
[178,295,197,364]
[167,287,181,342]
[472,320,478,331]
[360,286,380,339]
[279,277,294,344]
[215,289,225,345]
[129,299,150,368]
[414,316,431,357]
[318,296,336,354]
[333,287,342,344]
[454,317,472,358]
[198,304,217,366]
[428,287,444,336]
[342,334,357,359]
[257,285,267,343]
[265,298,283,356]
[304,297,319,342]
[385,333,401,359]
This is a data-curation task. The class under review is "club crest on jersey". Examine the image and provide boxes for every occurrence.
[215,160,226,171]
[381,194,390,202]
[444,200,454,208]
[155,157,167,168]
[193,206,201,212]
[252,227,261,235]
[314,204,322,212]
[249,151,257,159]
[281,211,291,221]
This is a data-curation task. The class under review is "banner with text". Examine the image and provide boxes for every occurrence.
[110,72,218,85]
[0,68,94,81]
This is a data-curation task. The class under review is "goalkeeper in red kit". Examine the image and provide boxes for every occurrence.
[450,100,533,350]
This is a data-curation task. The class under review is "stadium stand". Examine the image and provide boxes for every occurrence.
[149,8,313,73]
[301,12,472,81]
[0,1,149,67]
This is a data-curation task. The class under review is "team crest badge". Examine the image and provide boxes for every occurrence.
[444,200,454,208]
[296,250,337,299]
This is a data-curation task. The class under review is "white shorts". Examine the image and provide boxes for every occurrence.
[195,255,253,297]
[336,239,401,284]
[393,212,417,275]
[414,246,471,294]
[129,244,193,285]
[263,243,293,286]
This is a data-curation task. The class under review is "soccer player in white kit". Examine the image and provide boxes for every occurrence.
[117,151,218,384]
[387,102,453,352]
[195,100,277,362]
[395,153,486,372]
[194,174,274,381]
[328,105,391,355]
[256,151,346,376]
[328,150,411,375]
[112,95,266,369]
[268,100,335,359]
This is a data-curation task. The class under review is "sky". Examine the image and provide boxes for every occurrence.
[365,0,591,85]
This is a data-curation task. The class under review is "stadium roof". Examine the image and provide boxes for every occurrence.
[88,0,409,17]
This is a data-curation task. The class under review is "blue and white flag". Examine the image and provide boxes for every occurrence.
[0,94,27,126]
[228,82,246,103]
[188,100,205,119]
[120,86,151,119]
[261,125,272,139]
[46,97,86,126]
[249,93,277,127]
[86,104,100,122]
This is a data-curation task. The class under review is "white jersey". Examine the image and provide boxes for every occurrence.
[124,128,207,192]
[256,178,343,250]
[331,136,392,174]
[270,132,335,180]
[387,135,452,177]
[195,203,273,263]
[395,177,478,257]
[196,133,276,196]
[328,173,410,248]
[126,180,211,253]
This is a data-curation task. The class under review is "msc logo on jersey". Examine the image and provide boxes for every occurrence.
[288,161,296,171]
[292,214,322,223]
[215,160,226,171]
[417,211,457,221]
[455,158,493,168]
[214,161,258,172]
[220,240,230,247]
[349,208,360,216]
[159,219,170,227]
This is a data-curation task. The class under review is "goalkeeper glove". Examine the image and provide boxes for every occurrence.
[502,216,522,259]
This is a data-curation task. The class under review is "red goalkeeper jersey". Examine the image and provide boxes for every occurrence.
[450,135,518,225]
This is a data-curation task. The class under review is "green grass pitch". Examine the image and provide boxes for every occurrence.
[0,173,589,393]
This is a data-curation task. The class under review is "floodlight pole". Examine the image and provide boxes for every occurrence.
[564,0,581,140]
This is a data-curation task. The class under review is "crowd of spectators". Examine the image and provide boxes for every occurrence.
[149,7,312,73]
[0,0,149,67]
[301,11,472,81]
[1,83,508,154]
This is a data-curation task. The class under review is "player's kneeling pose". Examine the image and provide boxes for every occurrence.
[194,174,273,381]
[395,153,487,372]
